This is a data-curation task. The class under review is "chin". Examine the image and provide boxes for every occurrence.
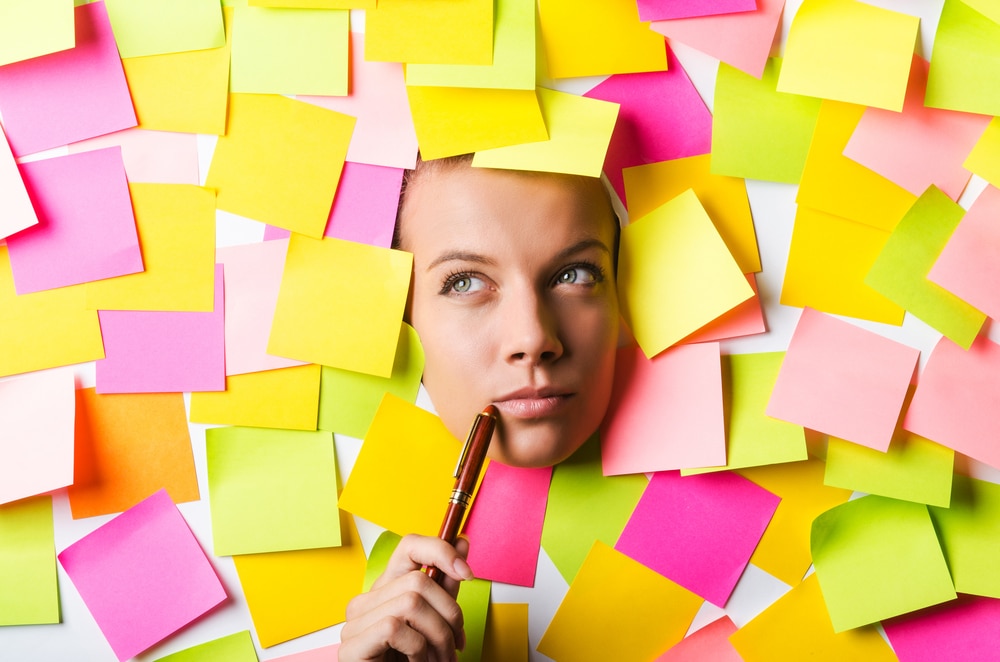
[486,423,589,469]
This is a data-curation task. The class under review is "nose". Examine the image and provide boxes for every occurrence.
[500,288,564,366]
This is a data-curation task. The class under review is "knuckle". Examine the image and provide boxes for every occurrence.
[398,590,425,614]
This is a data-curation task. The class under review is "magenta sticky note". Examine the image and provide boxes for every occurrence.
[601,343,725,476]
[6,147,142,294]
[615,471,779,607]
[0,1,137,157]
[57,489,227,662]
[766,307,920,452]
[463,462,553,587]
[584,44,712,206]
[325,161,405,248]
[638,0,757,21]
[95,264,225,393]
[883,595,1000,662]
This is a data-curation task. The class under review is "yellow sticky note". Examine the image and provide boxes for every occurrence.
[0,0,74,67]
[623,154,761,273]
[965,117,1000,189]
[538,541,703,662]
[406,86,547,160]
[104,0,225,59]
[205,93,355,238]
[780,205,904,325]
[618,188,754,358]
[268,236,412,377]
[472,88,619,177]
[777,0,919,111]
[537,0,668,78]
[85,184,216,312]
[190,364,322,431]
[482,604,529,662]
[365,0,493,65]
[0,246,104,378]
[338,394,461,537]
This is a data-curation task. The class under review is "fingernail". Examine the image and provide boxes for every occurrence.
[453,556,474,580]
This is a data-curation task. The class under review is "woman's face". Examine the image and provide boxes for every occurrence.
[398,164,620,468]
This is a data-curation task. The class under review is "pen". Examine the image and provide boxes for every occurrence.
[425,404,499,585]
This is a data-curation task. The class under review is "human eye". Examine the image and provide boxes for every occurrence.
[439,271,488,295]
[553,262,605,287]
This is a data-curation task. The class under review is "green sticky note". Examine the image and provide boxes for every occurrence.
[811,495,956,632]
[206,427,341,555]
[318,323,425,440]
[926,0,1000,116]
[230,6,349,96]
[105,0,225,59]
[710,58,823,184]
[458,578,491,662]
[0,0,75,67]
[153,630,257,662]
[865,185,986,349]
[684,352,807,475]
[825,432,954,508]
[929,475,1000,598]
[0,496,59,625]
[363,530,403,592]
[541,435,646,583]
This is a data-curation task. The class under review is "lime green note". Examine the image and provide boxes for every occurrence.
[105,0,224,59]
[962,0,1000,23]
[365,0,493,65]
[0,0,74,67]
[929,475,1000,598]
[811,495,956,632]
[0,496,58,625]
[457,578,491,662]
[153,630,256,662]
[965,117,1000,189]
[864,185,986,349]
[926,0,1000,116]
[363,530,402,592]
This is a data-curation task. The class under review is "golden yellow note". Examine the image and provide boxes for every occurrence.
[190,364,322,431]
[482,603,529,662]
[366,0,493,65]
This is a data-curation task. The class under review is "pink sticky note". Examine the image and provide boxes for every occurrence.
[904,335,1000,469]
[0,369,75,505]
[216,240,306,376]
[601,343,725,476]
[650,0,785,78]
[57,489,227,662]
[95,264,225,393]
[766,308,919,452]
[463,462,553,587]
[615,471,779,607]
[843,55,992,201]
[681,273,766,344]
[68,128,200,185]
[928,185,1000,321]
[6,147,142,294]
[883,595,1000,662]
[270,644,341,662]
[0,1,137,157]
[0,126,37,240]
[654,616,741,661]
[639,0,757,21]
[298,32,417,169]
[584,44,712,206]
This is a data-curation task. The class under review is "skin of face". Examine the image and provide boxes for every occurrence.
[397,164,620,468]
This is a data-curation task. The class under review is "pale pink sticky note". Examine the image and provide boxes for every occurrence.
[216,240,306,376]
[6,147,142,294]
[0,1,137,157]
[843,55,992,201]
[601,343,725,476]
[654,616,741,661]
[928,185,1000,320]
[0,126,37,240]
[0,368,75,505]
[584,44,712,206]
[463,462,552,587]
[68,128,200,185]
[57,489,227,662]
[639,0,757,21]
[883,595,1000,662]
[904,335,1000,469]
[615,471,779,607]
[298,33,417,169]
[766,308,919,452]
[95,264,225,393]
[270,644,341,661]
[680,273,766,344]
[650,0,785,78]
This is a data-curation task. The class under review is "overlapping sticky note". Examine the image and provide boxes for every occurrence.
[766,308,919,451]
[365,0,493,65]
[205,427,339,555]
[883,595,1000,662]
[617,189,754,357]
[965,118,1000,188]
[639,0,755,21]
[928,475,1000,598]
[810,495,956,632]
[0,126,38,240]
[678,273,765,344]
[0,0,74,67]
[104,0,225,59]
[267,235,412,377]
[0,497,58,626]
[190,364,322,430]
[482,603,529,662]
[321,162,405,247]
[925,0,1000,116]
[58,490,227,662]
[68,128,201,185]
[153,631,257,662]
[654,616,740,661]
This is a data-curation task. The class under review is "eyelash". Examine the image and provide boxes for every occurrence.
[438,261,606,295]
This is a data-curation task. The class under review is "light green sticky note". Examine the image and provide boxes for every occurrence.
[318,323,425,440]
[684,352,807,475]
[457,578,491,662]
[471,87,620,178]
[0,496,58,625]
[541,435,647,583]
[811,495,956,632]
[230,6,349,96]
[865,185,986,349]
[105,0,225,59]
[0,0,75,67]
[362,530,403,592]
[929,475,1000,598]
[153,630,257,662]
[206,427,341,556]
[406,0,535,90]
[710,58,823,184]
[825,432,954,507]
[926,0,1000,116]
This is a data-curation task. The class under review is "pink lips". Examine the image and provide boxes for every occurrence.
[493,388,573,418]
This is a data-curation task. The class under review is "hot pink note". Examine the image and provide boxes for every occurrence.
[638,0,757,21]
[883,595,1000,662]
[655,616,742,661]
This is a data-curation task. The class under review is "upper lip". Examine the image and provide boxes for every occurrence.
[495,386,573,401]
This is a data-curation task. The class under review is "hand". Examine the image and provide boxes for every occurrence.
[339,534,474,662]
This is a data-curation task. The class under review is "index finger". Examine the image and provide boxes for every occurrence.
[374,534,474,590]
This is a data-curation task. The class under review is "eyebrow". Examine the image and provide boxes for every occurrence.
[425,237,612,272]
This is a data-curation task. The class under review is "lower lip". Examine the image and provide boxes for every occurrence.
[493,395,572,418]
